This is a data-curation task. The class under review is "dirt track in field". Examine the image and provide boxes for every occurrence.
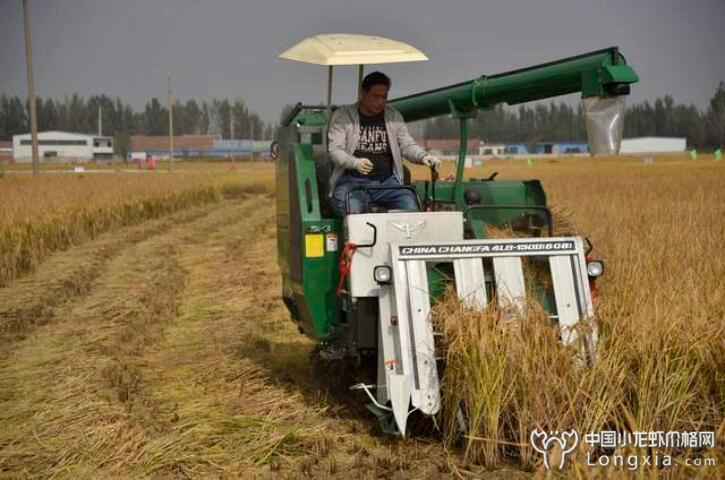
[0,195,511,479]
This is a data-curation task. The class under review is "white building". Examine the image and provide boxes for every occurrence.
[12,131,113,162]
[479,143,506,156]
[620,137,686,154]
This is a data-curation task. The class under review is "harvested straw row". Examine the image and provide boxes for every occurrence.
[0,203,220,346]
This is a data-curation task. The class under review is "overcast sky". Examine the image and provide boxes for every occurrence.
[1,0,724,123]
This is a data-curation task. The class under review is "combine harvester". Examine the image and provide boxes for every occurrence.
[274,34,638,435]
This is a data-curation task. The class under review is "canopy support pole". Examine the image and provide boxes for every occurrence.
[357,64,365,99]
[324,65,334,151]
[327,66,334,107]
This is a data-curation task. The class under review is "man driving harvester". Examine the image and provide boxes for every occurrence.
[328,71,441,216]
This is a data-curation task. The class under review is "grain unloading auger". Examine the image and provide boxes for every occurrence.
[275,34,638,435]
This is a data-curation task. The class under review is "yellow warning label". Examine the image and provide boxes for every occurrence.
[305,234,324,258]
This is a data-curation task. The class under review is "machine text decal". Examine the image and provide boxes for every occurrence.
[399,241,576,256]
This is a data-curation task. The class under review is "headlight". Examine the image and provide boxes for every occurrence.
[587,260,604,277]
[374,265,392,284]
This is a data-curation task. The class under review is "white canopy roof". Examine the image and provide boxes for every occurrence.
[278,34,428,66]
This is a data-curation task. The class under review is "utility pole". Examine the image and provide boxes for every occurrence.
[97,104,102,136]
[229,112,235,163]
[250,120,256,161]
[168,74,174,171]
[23,0,39,176]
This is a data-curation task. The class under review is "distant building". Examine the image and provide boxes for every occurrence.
[479,143,505,156]
[0,141,12,164]
[504,144,530,155]
[129,135,271,158]
[503,142,589,155]
[532,142,589,154]
[620,137,686,154]
[212,139,274,157]
[130,134,218,158]
[421,138,480,156]
[12,131,113,162]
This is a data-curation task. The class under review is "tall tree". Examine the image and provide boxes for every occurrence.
[207,99,221,136]
[216,99,231,139]
[66,94,87,132]
[705,81,725,148]
[42,98,59,131]
[4,96,28,138]
[184,99,201,135]
[231,99,248,139]
[248,112,263,140]
[200,101,211,135]
[143,98,166,135]
[0,95,8,140]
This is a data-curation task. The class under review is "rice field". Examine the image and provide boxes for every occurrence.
[419,153,725,477]
[0,155,722,478]
[0,162,274,286]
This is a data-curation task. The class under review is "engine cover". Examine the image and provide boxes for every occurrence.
[345,211,463,297]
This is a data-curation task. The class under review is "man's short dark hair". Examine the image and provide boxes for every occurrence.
[361,71,391,92]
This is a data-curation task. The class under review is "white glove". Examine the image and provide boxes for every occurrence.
[422,155,441,169]
[354,157,374,175]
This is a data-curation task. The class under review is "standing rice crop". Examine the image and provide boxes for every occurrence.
[0,163,274,286]
[423,155,724,476]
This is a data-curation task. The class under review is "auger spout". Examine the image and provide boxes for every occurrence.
[388,47,638,198]
[389,47,638,123]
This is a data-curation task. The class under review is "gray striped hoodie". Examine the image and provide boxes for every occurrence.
[327,103,428,195]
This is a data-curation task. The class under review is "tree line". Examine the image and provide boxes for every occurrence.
[421,81,725,150]
[2,82,724,154]
[0,94,275,158]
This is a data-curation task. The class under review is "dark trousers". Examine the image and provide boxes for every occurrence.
[331,174,418,216]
